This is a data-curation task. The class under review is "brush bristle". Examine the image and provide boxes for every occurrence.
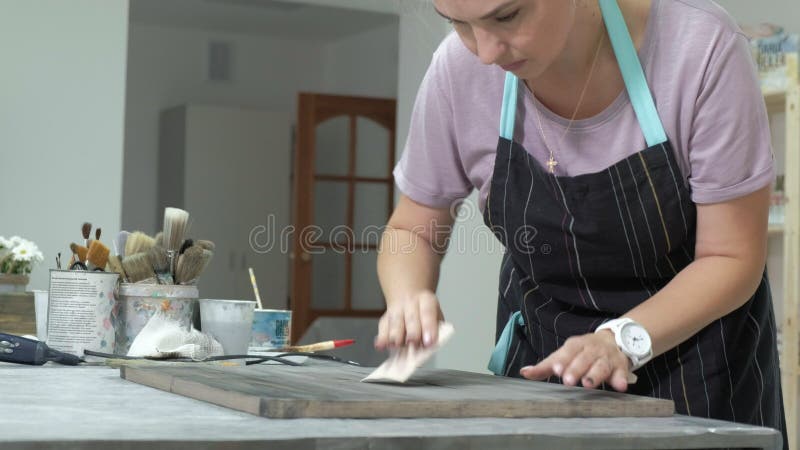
[106,255,127,281]
[195,240,215,251]
[175,246,212,284]
[115,231,130,257]
[125,231,156,257]
[82,222,92,240]
[95,228,102,241]
[122,252,157,284]
[179,239,194,255]
[163,207,190,253]
[146,246,170,273]
[70,243,88,262]
[86,241,110,270]
[154,231,164,248]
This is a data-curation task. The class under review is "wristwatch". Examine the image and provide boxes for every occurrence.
[595,318,653,371]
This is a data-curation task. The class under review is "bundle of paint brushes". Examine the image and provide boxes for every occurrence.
[67,208,215,286]
[63,222,109,271]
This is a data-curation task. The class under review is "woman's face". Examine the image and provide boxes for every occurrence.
[433,0,575,79]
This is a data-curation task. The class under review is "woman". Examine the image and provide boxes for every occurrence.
[375,0,787,441]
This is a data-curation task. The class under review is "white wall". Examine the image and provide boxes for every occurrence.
[719,0,800,33]
[322,22,399,97]
[123,19,400,233]
[123,25,327,234]
[0,0,129,291]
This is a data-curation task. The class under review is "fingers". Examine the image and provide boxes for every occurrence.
[610,366,630,392]
[581,357,612,389]
[404,300,422,345]
[520,338,581,381]
[387,307,407,348]
[375,314,389,350]
[374,291,442,350]
[419,291,440,346]
[520,334,634,392]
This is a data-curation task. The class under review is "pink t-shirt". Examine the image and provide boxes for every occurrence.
[394,0,774,211]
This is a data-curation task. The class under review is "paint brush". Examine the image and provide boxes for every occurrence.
[122,252,157,284]
[147,246,173,284]
[154,231,164,248]
[278,339,355,353]
[106,255,127,282]
[69,243,89,263]
[82,222,92,248]
[115,231,130,257]
[179,239,193,255]
[163,207,190,276]
[125,231,155,257]
[248,267,264,309]
[195,240,215,251]
[175,246,212,285]
[85,241,110,271]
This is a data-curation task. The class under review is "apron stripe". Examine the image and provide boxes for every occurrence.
[551,176,600,310]
[636,152,675,256]
[718,319,737,421]
[625,158,667,278]
[614,165,652,281]
[607,168,654,296]
[675,343,692,415]
[746,312,766,425]
[696,340,712,417]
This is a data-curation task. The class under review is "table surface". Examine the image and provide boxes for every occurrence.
[0,362,783,450]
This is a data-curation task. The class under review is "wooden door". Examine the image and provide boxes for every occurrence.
[291,93,396,343]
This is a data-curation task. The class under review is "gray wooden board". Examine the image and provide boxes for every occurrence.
[120,362,675,419]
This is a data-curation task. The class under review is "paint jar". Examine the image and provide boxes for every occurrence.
[115,283,198,355]
[250,309,292,351]
[199,299,255,355]
[46,270,119,358]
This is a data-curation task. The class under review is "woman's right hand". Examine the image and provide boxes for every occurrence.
[374,290,444,350]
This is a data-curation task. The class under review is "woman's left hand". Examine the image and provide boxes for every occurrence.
[519,331,631,392]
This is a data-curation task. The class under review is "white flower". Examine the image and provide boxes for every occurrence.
[0,236,10,249]
[11,240,40,262]
[8,236,23,246]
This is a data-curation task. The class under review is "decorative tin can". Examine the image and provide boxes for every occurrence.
[115,283,198,355]
[46,270,118,358]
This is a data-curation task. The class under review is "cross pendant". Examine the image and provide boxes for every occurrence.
[546,155,558,174]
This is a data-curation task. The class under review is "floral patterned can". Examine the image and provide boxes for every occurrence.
[46,270,119,359]
[115,283,198,355]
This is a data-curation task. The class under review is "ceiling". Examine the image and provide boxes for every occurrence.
[129,0,399,41]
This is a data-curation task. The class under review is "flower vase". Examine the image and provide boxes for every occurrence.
[0,274,29,294]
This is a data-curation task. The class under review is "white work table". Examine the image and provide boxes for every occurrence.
[0,363,782,450]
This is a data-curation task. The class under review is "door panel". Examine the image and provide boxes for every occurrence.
[292,93,396,343]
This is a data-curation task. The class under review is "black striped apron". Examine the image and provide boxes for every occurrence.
[484,0,787,445]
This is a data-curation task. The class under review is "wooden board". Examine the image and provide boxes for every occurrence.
[0,292,35,335]
[120,363,674,419]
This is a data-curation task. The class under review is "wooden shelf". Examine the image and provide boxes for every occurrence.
[764,76,799,450]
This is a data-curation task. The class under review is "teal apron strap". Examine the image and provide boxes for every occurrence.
[488,310,524,375]
[599,0,667,147]
[499,71,519,140]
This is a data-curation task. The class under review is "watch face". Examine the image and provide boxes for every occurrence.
[620,323,651,358]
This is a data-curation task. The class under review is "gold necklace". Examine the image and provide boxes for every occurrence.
[531,27,605,174]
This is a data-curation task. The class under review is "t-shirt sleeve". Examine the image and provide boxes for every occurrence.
[688,31,775,204]
[393,45,473,209]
